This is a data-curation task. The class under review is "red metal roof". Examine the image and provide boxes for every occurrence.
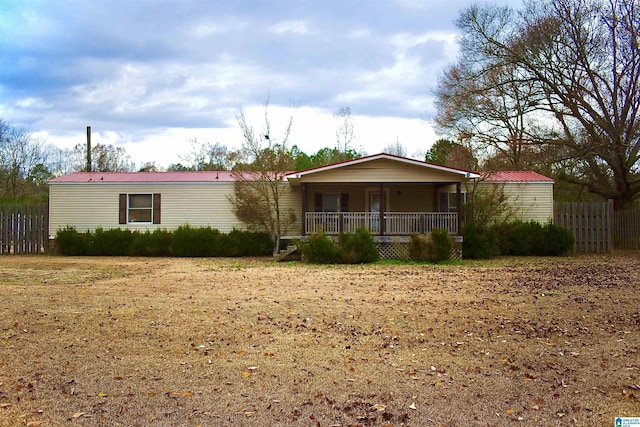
[483,171,553,182]
[49,171,239,183]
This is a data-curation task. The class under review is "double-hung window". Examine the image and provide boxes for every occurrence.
[128,194,153,223]
[119,193,161,224]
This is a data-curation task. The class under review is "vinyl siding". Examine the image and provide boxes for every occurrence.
[49,182,303,237]
[299,158,466,183]
[476,181,553,223]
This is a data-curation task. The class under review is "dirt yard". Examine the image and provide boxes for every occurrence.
[0,254,639,426]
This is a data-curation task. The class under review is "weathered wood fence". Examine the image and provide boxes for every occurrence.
[613,205,640,250]
[0,203,49,254]
[554,201,614,253]
[554,201,640,253]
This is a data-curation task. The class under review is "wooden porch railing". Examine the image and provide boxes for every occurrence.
[305,212,458,235]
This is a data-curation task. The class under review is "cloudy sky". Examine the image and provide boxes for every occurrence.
[0,0,521,168]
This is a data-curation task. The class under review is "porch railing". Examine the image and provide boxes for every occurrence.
[305,212,458,235]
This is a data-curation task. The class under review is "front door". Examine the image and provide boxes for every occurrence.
[366,188,389,234]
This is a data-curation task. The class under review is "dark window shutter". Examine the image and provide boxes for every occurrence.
[153,193,161,224]
[119,194,127,224]
[314,193,323,212]
[439,192,449,213]
[340,193,349,212]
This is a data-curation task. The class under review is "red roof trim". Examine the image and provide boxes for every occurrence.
[482,171,553,182]
[49,171,239,183]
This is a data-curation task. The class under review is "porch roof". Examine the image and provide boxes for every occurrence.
[285,153,480,185]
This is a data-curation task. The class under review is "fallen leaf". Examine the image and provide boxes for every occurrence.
[505,409,514,414]
[97,393,108,397]
[371,404,386,412]
[184,391,194,397]
[72,412,86,418]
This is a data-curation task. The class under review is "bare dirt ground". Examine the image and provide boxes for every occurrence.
[0,254,639,426]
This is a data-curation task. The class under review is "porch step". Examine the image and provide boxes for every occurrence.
[275,245,299,262]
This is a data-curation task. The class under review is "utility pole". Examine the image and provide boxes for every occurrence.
[86,126,92,172]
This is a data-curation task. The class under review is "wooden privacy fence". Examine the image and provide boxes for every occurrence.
[554,201,614,253]
[613,205,640,249]
[0,203,48,254]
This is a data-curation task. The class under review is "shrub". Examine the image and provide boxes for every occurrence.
[430,228,453,263]
[539,222,575,256]
[172,225,223,257]
[491,221,574,256]
[53,226,275,258]
[55,226,89,256]
[339,227,378,264]
[88,228,135,256]
[129,229,173,256]
[462,222,500,259]
[409,229,453,263]
[408,234,431,262]
[300,232,342,263]
[224,229,272,257]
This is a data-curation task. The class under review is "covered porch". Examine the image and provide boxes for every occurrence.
[300,182,463,236]
[285,154,479,237]
[305,211,459,235]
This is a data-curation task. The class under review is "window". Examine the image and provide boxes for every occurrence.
[119,193,161,224]
[314,193,349,212]
[323,193,340,212]
[128,194,153,223]
[439,192,467,213]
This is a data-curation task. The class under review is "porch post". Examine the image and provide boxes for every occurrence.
[379,182,385,236]
[301,184,307,236]
[456,182,462,234]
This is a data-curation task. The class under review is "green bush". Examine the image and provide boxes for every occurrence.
[490,221,574,256]
[540,223,574,256]
[430,228,453,263]
[129,229,173,256]
[462,222,500,259]
[55,226,89,256]
[300,232,342,263]
[408,229,453,263]
[339,227,378,263]
[88,228,135,256]
[55,225,273,258]
[224,229,272,257]
[408,234,430,261]
[172,225,223,257]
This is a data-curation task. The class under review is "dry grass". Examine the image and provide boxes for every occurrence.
[0,254,639,426]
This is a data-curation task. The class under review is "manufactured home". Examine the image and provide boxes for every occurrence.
[48,153,553,243]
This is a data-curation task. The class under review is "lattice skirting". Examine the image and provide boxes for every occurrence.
[375,241,463,261]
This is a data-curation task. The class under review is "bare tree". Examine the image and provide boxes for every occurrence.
[178,138,241,171]
[437,0,640,209]
[0,120,51,202]
[383,137,408,157]
[230,101,297,254]
[334,106,356,154]
[72,142,134,172]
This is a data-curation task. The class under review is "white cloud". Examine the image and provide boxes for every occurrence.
[269,20,309,35]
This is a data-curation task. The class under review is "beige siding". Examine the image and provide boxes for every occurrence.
[300,158,465,183]
[476,181,554,223]
[278,184,302,235]
[49,182,303,237]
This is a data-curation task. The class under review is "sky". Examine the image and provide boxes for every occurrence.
[0,0,522,169]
